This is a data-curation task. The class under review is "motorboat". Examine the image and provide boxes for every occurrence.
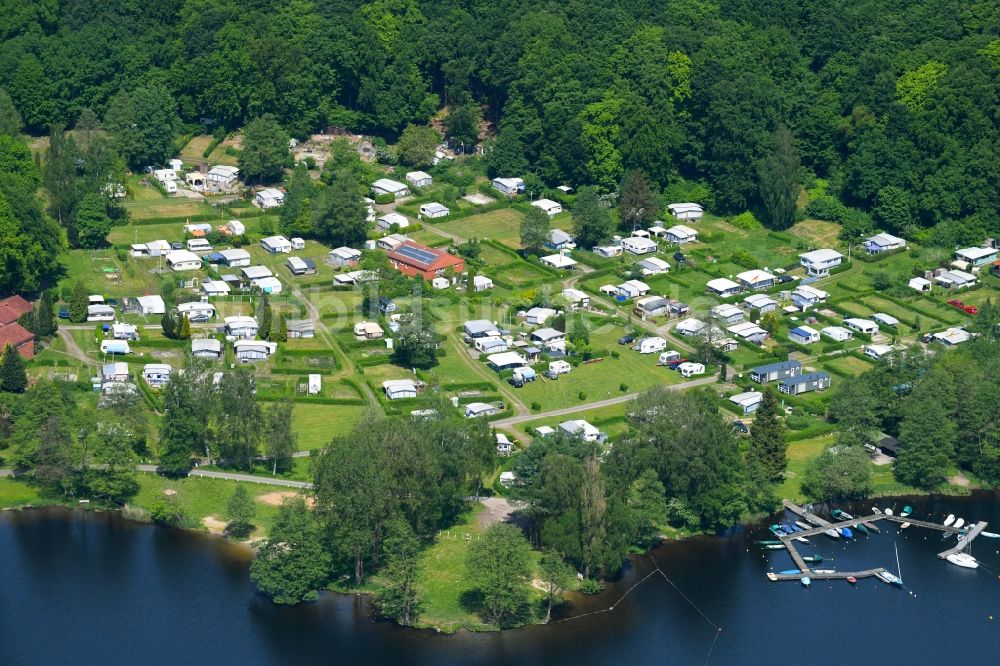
[802,555,824,564]
[801,577,811,587]
[824,529,840,539]
[943,514,956,527]
[900,505,913,517]
[900,522,911,530]
[846,576,857,585]
[763,544,786,550]
[862,521,880,533]
[981,531,1000,539]
[795,521,812,530]
[766,572,779,582]
[812,569,835,574]
[872,507,883,515]
[854,523,869,536]
[795,536,810,544]
[779,570,801,575]
[757,540,783,546]
[942,532,955,541]
[884,508,894,516]
[946,553,979,569]
[770,524,785,537]
[875,571,903,586]
[832,509,855,520]
[953,518,966,529]
[780,525,796,534]
[839,527,854,539]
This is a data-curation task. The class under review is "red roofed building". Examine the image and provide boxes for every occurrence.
[0,295,32,325]
[0,296,36,359]
[0,322,34,360]
[387,241,464,280]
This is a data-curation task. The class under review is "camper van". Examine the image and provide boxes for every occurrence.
[657,350,683,366]
[677,362,706,378]
[633,336,667,354]
[508,366,537,388]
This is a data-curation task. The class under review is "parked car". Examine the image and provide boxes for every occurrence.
[618,334,636,345]
[507,377,524,388]
[673,251,686,263]
[171,242,184,250]
[543,370,560,380]
[58,308,70,319]
[732,420,750,435]
[778,274,795,284]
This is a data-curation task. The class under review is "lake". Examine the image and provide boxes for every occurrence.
[2,493,999,665]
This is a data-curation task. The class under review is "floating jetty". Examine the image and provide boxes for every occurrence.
[763,500,990,584]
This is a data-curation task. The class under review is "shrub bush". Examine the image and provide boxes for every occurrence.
[729,211,762,230]
[374,193,395,204]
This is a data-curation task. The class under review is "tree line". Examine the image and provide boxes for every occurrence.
[0,1,996,238]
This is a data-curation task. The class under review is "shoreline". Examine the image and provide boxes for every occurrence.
[3,486,996,635]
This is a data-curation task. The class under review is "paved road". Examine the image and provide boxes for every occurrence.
[136,464,313,489]
[492,373,719,428]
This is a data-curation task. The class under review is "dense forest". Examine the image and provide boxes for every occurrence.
[1,0,998,240]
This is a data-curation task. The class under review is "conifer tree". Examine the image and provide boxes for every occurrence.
[160,311,176,339]
[0,343,27,393]
[37,291,56,336]
[178,314,191,339]
[69,281,89,323]
[272,313,288,342]
[748,386,787,482]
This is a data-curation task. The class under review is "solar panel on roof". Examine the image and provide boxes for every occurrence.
[396,244,439,266]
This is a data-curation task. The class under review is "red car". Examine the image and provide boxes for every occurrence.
[947,299,978,315]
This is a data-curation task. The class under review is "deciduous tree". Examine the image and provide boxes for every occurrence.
[225,484,257,539]
[250,497,331,604]
[519,205,549,255]
[239,114,290,184]
[571,187,613,250]
[466,523,533,627]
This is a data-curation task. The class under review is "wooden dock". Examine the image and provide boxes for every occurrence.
[765,499,991,583]
[937,521,988,559]
[770,568,887,582]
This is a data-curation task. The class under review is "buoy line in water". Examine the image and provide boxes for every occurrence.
[551,554,723,664]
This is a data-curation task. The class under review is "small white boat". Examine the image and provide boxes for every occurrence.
[876,571,903,586]
[944,514,956,527]
[884,508,894,516]
[795,521,812,530]
[872,507,883,515]
[795,536,810,544]
[900,522,911,530]
[824,528,840,539]
[766,572,779,582]
[812,569,836,574]
[946,553,979,569]
[801,576,811,587]
[981,531,1000,539]
[953,518,966,529]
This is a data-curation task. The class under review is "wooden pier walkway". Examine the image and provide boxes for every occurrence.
[937,521,988,559]
[766,499,991,583]
[770,568,887,582]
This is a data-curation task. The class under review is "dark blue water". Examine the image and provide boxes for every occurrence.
[2,494,999,665]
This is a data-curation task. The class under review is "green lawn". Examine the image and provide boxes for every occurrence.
[408,503,544,632]
[824,355,876,377]
[133,473,288,537]
[290,403,370,450]
[0,478,46,508]
[514,329,684,411]
[775,434,834,501]
[517,401,631,439]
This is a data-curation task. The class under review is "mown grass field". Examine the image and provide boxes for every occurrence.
[514,328,685,411]
[409,503,544,632]
[132,473,286,537]
[824,355,875,377]
[290,403,370,450]
[0,478,46,507]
